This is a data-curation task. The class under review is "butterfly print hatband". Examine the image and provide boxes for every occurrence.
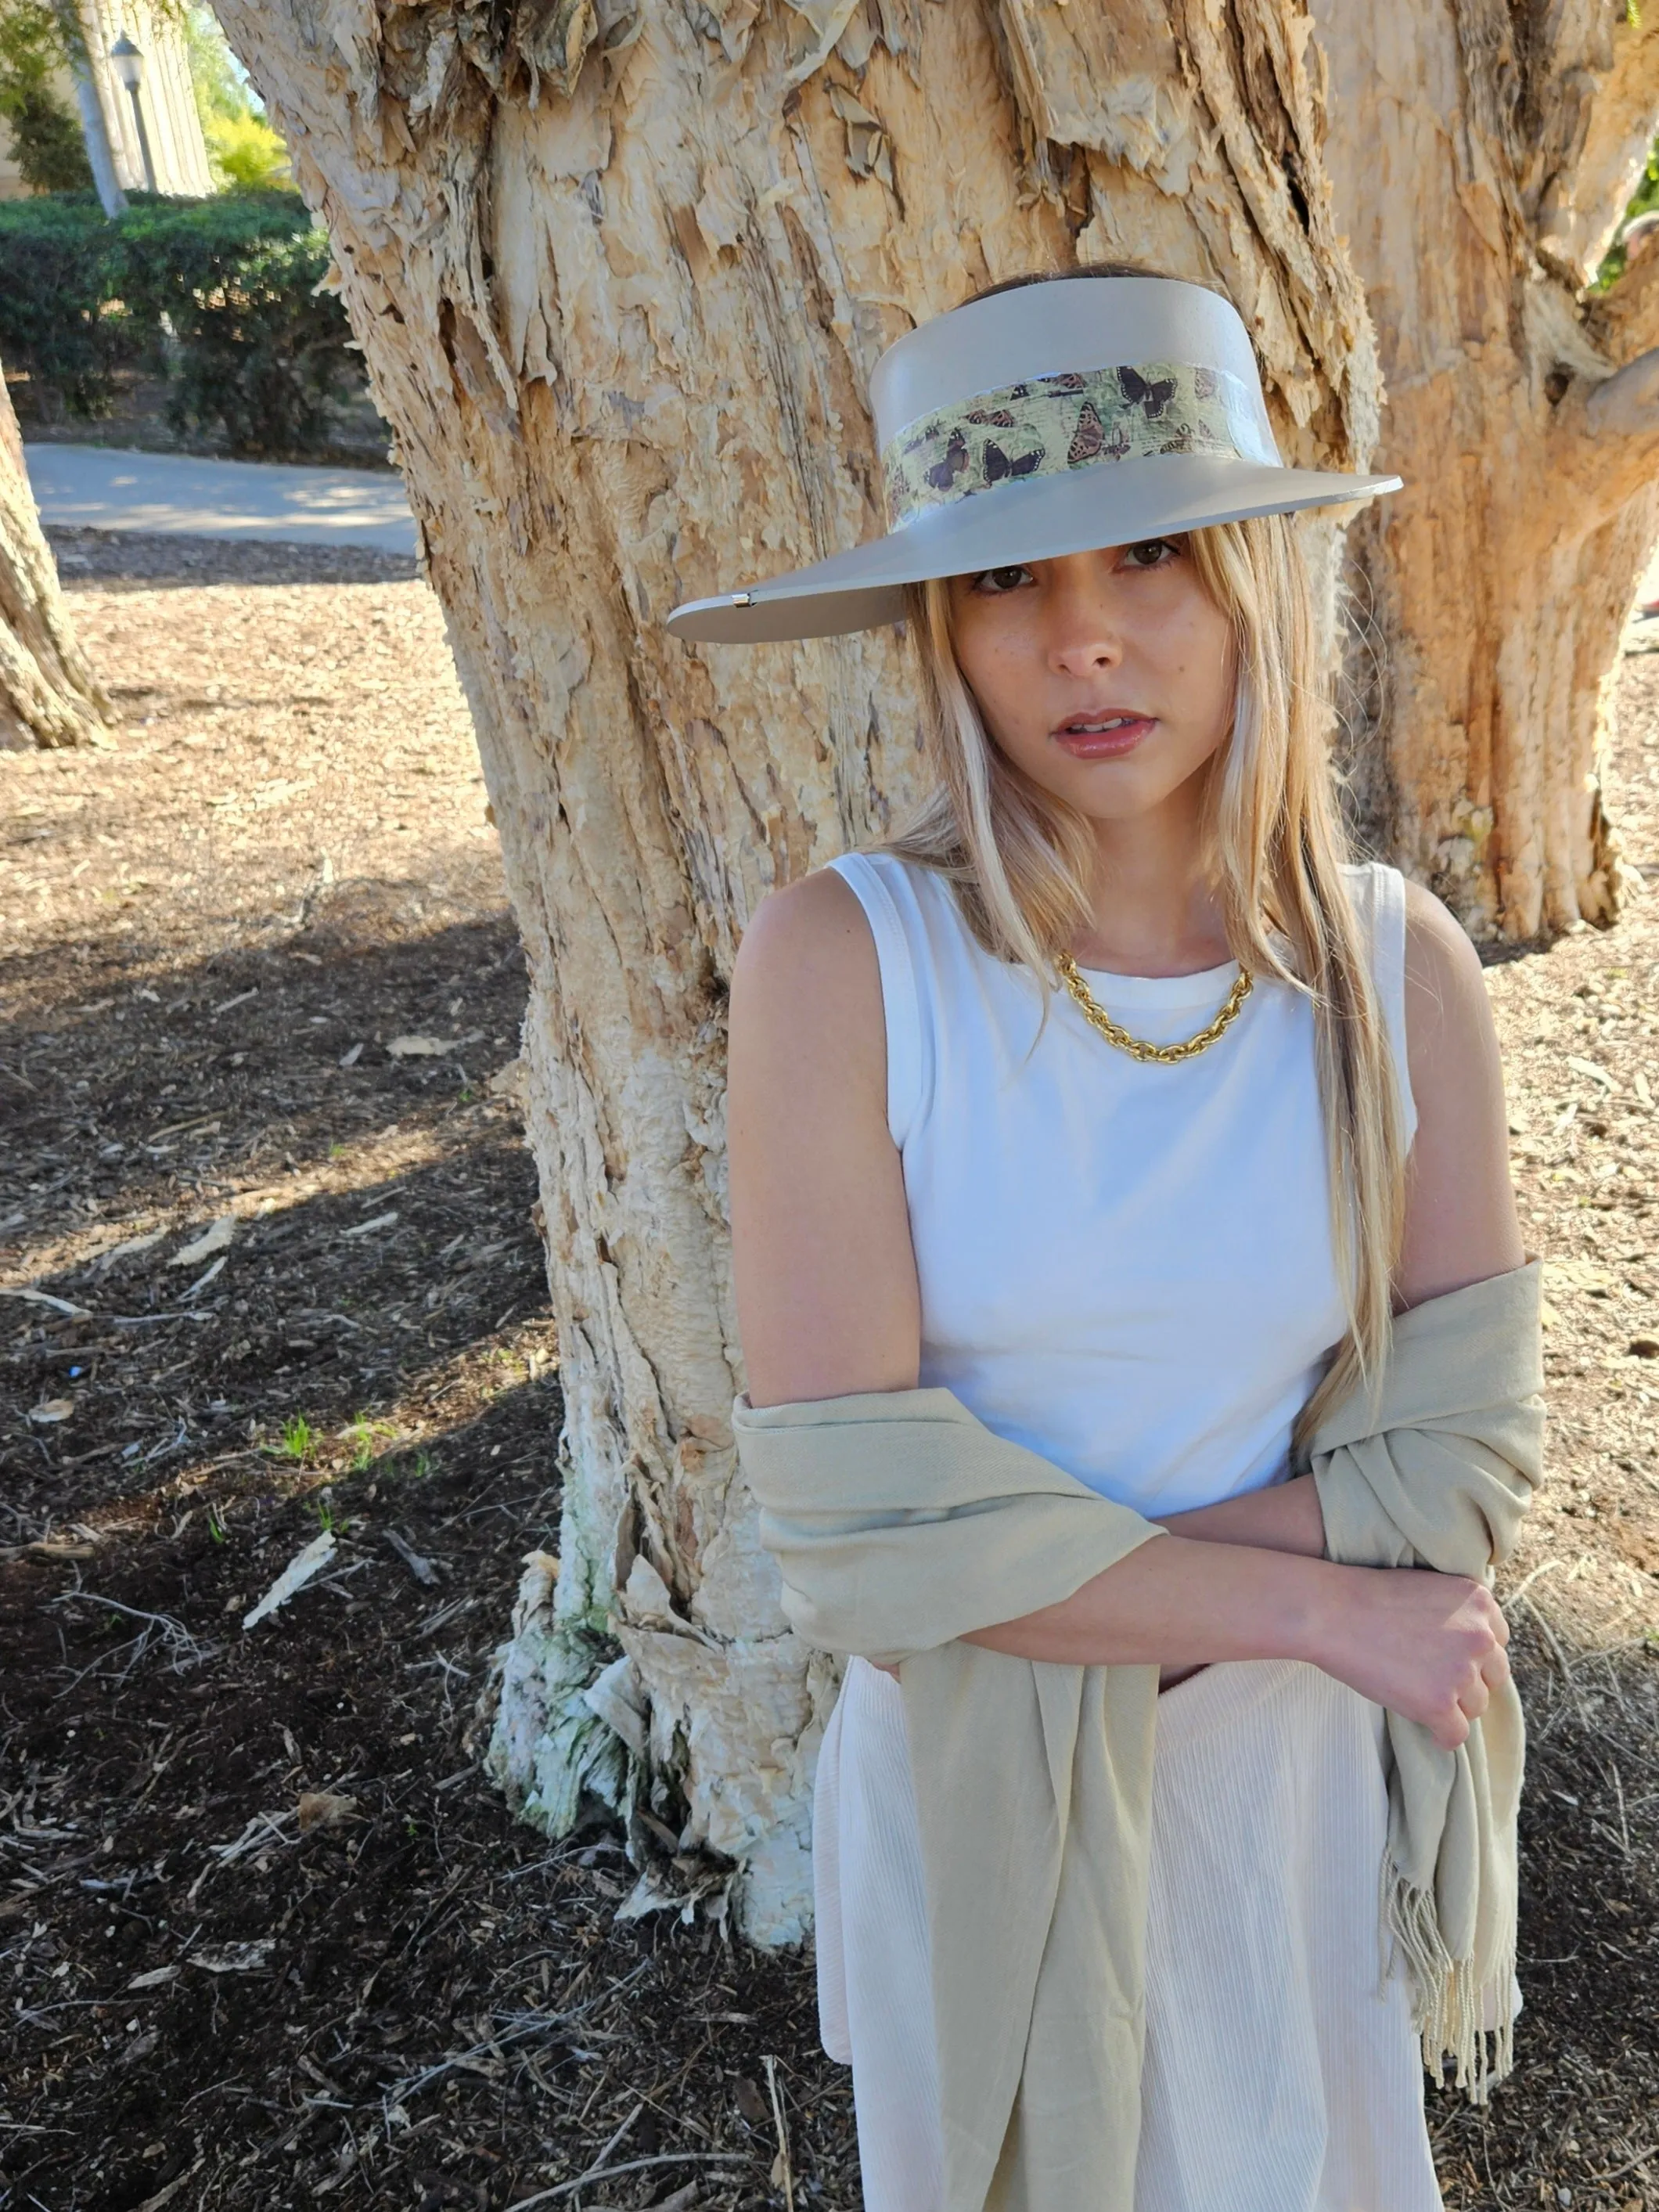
[882,360,1275,528]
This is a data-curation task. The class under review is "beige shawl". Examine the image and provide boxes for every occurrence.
[733,1261,1544,2212]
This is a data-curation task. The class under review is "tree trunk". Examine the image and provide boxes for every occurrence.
[0,364,113,751]
[1312,4,1659,938]
[211,0,1658,1936]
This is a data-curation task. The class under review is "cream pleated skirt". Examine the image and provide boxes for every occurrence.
[814,1655,1445,2212]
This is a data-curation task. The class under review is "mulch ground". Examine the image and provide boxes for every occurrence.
[2,526,1657,2212]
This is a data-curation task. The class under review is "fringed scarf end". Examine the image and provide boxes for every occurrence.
[1385,1866,1516,2106]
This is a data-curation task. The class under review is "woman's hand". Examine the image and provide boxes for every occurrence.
[1309,1563,1509,1751]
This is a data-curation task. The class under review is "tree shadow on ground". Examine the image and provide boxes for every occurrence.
[46,524,419,593]
[4,908,551,1529]
[5,539,1658,2205]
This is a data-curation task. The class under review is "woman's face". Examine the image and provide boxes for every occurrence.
[945,538,1236,825]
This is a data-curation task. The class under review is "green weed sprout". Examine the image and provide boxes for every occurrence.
[343,1413,396,1472]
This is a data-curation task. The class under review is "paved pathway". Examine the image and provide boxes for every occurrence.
[23,443,418,557]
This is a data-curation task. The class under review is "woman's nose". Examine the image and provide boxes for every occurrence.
[1042,556,1126,676]
[1047,617,1122,678]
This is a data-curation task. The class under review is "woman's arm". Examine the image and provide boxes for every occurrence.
[1396,881,1526,1302]
[729,873,1510,1749]
[964,1535,1507,1749]
[728,870,921,1407]
[1153,1477,1326,1557]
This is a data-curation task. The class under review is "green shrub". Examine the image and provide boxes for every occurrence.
[1,81,94,193]
[0,0,93,195]
[203,110,290,192]
[0,187,363,454]
[0,193,143,417]
[1594,135,1659,290]
[108,193,354,454]
[185,4,292,193]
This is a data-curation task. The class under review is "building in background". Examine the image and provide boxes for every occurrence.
[0,0,211,204]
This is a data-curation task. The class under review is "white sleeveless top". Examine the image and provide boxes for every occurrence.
[829,852,1417,1517]
[815,854,1440,2212]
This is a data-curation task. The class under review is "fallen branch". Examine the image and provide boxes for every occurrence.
[1593,2142,1659,2188]
[2,1288,95,1320]
[243,1532,336,1629]
[502,2151,753,2210]
[49,1594,218,1693]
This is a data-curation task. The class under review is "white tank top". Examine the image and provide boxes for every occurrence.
[830,852,1417,1517]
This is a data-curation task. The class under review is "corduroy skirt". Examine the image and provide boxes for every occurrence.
[814,1655,1445,2212]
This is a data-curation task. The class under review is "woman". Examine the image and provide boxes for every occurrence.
[671,272,1535,2211]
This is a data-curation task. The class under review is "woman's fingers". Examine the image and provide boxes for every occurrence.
[1433,1707,1472,1752]
[1323,1566,1514,1748]
[1456,1670,1491,1723]
[1452,1640,1510,1732]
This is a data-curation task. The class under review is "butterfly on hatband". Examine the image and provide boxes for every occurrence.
[1066,400,1128,467]
[984,440,1043,485]
[925,426,970,492]
[1118,365,1177,419]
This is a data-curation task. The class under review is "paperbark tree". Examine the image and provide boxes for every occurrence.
[212,0,1659,1938]
[0,358,112,750]
[1313,2,1659,937]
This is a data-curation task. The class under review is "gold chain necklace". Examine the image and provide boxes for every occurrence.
[1055,952,1254,1065]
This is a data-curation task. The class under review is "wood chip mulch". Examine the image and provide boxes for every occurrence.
[1,526,1656,2211]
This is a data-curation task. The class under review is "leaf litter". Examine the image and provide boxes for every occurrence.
[0,530,847,2212]
[242,1529,337,1628]
[0,525,1654,2210]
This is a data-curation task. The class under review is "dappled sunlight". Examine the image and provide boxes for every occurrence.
[5,530,1658,2212]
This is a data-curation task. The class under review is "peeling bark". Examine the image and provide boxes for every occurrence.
[0,366,113,752]
[212,0,1659,1935]
[1313,2,1659,935]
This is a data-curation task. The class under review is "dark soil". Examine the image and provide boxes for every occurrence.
[2,533,849,2211]
[41,528,418,593]
[1,529,1656,2212]
[0,1442,845,2212]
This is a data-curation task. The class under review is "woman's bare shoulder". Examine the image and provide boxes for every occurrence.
[737,863,874,967]
[1399,877,1493,1073]
[1395,877,1524,1298]
[730,866,885,1064]
[728,865,918,1402]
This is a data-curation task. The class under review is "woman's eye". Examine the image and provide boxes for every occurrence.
[1122,539,1176,569]
[973,564,1035,594]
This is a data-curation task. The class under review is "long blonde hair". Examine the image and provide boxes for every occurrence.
[889,513,1405,1442]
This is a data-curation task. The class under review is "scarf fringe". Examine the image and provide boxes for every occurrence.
[1383,1861,1515,2105]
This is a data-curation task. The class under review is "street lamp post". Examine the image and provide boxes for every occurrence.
[109,34,156,195]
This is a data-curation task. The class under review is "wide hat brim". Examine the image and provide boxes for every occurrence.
[667,452,1400,645]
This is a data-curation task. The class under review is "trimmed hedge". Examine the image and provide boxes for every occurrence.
[0,189,364,456]
[108,196,357,453]
[0,194,146,417]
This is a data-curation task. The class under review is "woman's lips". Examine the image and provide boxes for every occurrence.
[1051,715,1157,759]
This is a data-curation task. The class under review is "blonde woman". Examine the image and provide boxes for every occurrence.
[671,273,1535,2211]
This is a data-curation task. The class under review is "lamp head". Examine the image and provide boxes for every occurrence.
[110,34,143,92]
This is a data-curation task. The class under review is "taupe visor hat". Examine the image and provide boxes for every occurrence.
[667,275,1401,645]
